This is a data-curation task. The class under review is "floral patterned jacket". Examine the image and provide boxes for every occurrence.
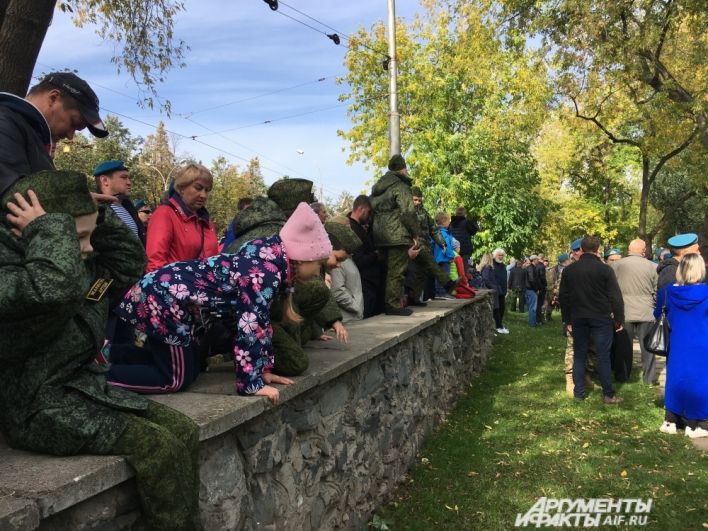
[116,236,289,395]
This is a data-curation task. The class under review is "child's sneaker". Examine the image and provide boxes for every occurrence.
[685,426,708,439]
[659,421,677,434]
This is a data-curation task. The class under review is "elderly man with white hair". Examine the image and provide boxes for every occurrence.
[492,247,509,333]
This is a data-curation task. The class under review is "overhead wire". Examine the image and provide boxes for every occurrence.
[278,1,390,60]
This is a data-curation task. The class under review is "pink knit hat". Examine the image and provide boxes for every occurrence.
[279,202,333,261]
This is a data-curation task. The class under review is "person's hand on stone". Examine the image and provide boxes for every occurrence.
[256,385,280,404]
[318,334,334,341]
[6,190,46,237]
[332,321,348,343]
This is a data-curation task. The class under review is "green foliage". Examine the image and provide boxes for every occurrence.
[207,156,268,234]
[62,0,188,111]
[340,1,552,258]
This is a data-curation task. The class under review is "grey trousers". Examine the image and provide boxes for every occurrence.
[623,321,656,384]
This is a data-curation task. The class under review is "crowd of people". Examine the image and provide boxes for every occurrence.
[0,71,706,530]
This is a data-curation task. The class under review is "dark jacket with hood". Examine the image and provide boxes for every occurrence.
[508,263,525,291]
[448,215,479,256]
[369,170,420,248]
[657,257,679,293]
[0,93,54,196]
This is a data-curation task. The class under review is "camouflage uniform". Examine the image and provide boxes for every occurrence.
[410,202,450,300]
[0,171,201,531]
[369,170,421,310]
[224,178,342,376]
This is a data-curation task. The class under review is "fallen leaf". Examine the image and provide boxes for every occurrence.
[467,471,478,476]
[582,442,590,448]
[620,470,628,477]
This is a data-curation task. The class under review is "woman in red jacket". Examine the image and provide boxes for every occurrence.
[146,163,219,272]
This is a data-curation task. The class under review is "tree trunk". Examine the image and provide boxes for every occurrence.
[700,211,708,263]
[638,154,651,256]
[0,0,57,96]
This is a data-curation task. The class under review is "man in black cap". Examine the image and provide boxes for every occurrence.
[0,72,108,196]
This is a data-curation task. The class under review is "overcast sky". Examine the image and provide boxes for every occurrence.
[34,1,426,200]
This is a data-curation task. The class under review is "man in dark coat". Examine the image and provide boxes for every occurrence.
[657,233,704,292]
[369,154,421,316]
[347,195,384,318]
[449,206,479,269]
[559,235,624,404]
[535,253,548,324]
[0,72,108,195]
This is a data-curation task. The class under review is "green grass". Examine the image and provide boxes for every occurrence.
[372,311,708,530]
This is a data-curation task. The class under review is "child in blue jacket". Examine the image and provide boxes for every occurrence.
[432,212,455,298]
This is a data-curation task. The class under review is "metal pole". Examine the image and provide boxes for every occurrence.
[387,0,400,157]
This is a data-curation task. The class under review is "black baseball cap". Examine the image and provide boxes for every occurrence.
[41,72,108,138]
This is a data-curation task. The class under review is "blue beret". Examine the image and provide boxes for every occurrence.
[134,199,145,210]
[667,233,698,249]
[604,248,622,258]
[557,253,569,263]
[570,238,583,251]
[93,159,127,176]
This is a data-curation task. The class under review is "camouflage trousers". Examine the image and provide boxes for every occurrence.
[564,333,597,374]
[380,246,410,310]
[107,401,202,531]
[410,245,450,301]
[272,280,331,376]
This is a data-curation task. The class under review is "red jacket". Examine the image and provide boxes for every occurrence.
[145,197,219,272]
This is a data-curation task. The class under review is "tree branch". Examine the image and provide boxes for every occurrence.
[648,188,697,239]
[570,94,641,147]
[648,127,698,185]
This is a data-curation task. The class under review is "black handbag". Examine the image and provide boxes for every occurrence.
[644,294,670,357]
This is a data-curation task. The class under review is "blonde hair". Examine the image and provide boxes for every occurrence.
[479,253,493,269]
[280,260,303,326]
[174,163,213,194]
[435,212,450,225]
[676,253,706,285]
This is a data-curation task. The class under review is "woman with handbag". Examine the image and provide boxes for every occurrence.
[655,253,708,438]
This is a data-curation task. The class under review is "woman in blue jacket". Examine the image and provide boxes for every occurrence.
[656,254,708,438]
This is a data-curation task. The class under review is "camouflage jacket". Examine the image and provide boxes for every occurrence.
[369,170,421,248]
[224,197,286,254]
[415,204,445,248]
[0,210,147,456]
[223,197,343,329]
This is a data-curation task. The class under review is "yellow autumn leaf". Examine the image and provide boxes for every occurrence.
[620,470,628,477]
[582,442,590,448]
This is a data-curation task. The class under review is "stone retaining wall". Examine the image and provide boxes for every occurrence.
[1,294,494,530]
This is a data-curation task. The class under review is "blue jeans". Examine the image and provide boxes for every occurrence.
[572,318,615,399]
[525,290,538,327]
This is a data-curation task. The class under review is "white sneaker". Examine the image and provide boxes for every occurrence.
[500,328,510,334]
[496,328,505,334]
[659,421,677,434]
[685,426,708,439]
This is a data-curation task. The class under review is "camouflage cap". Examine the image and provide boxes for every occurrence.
[267,178,314,217]
[2,170,97,218]
[324,219,361,254]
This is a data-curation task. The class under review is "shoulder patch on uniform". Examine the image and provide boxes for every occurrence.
[86,278,114,302]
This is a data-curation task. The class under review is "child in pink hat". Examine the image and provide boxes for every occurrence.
[110,202,332,404]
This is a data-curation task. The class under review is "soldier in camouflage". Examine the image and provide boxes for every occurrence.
[409,186,452,305]
[370,154,422,316]
[0,171,201,530]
